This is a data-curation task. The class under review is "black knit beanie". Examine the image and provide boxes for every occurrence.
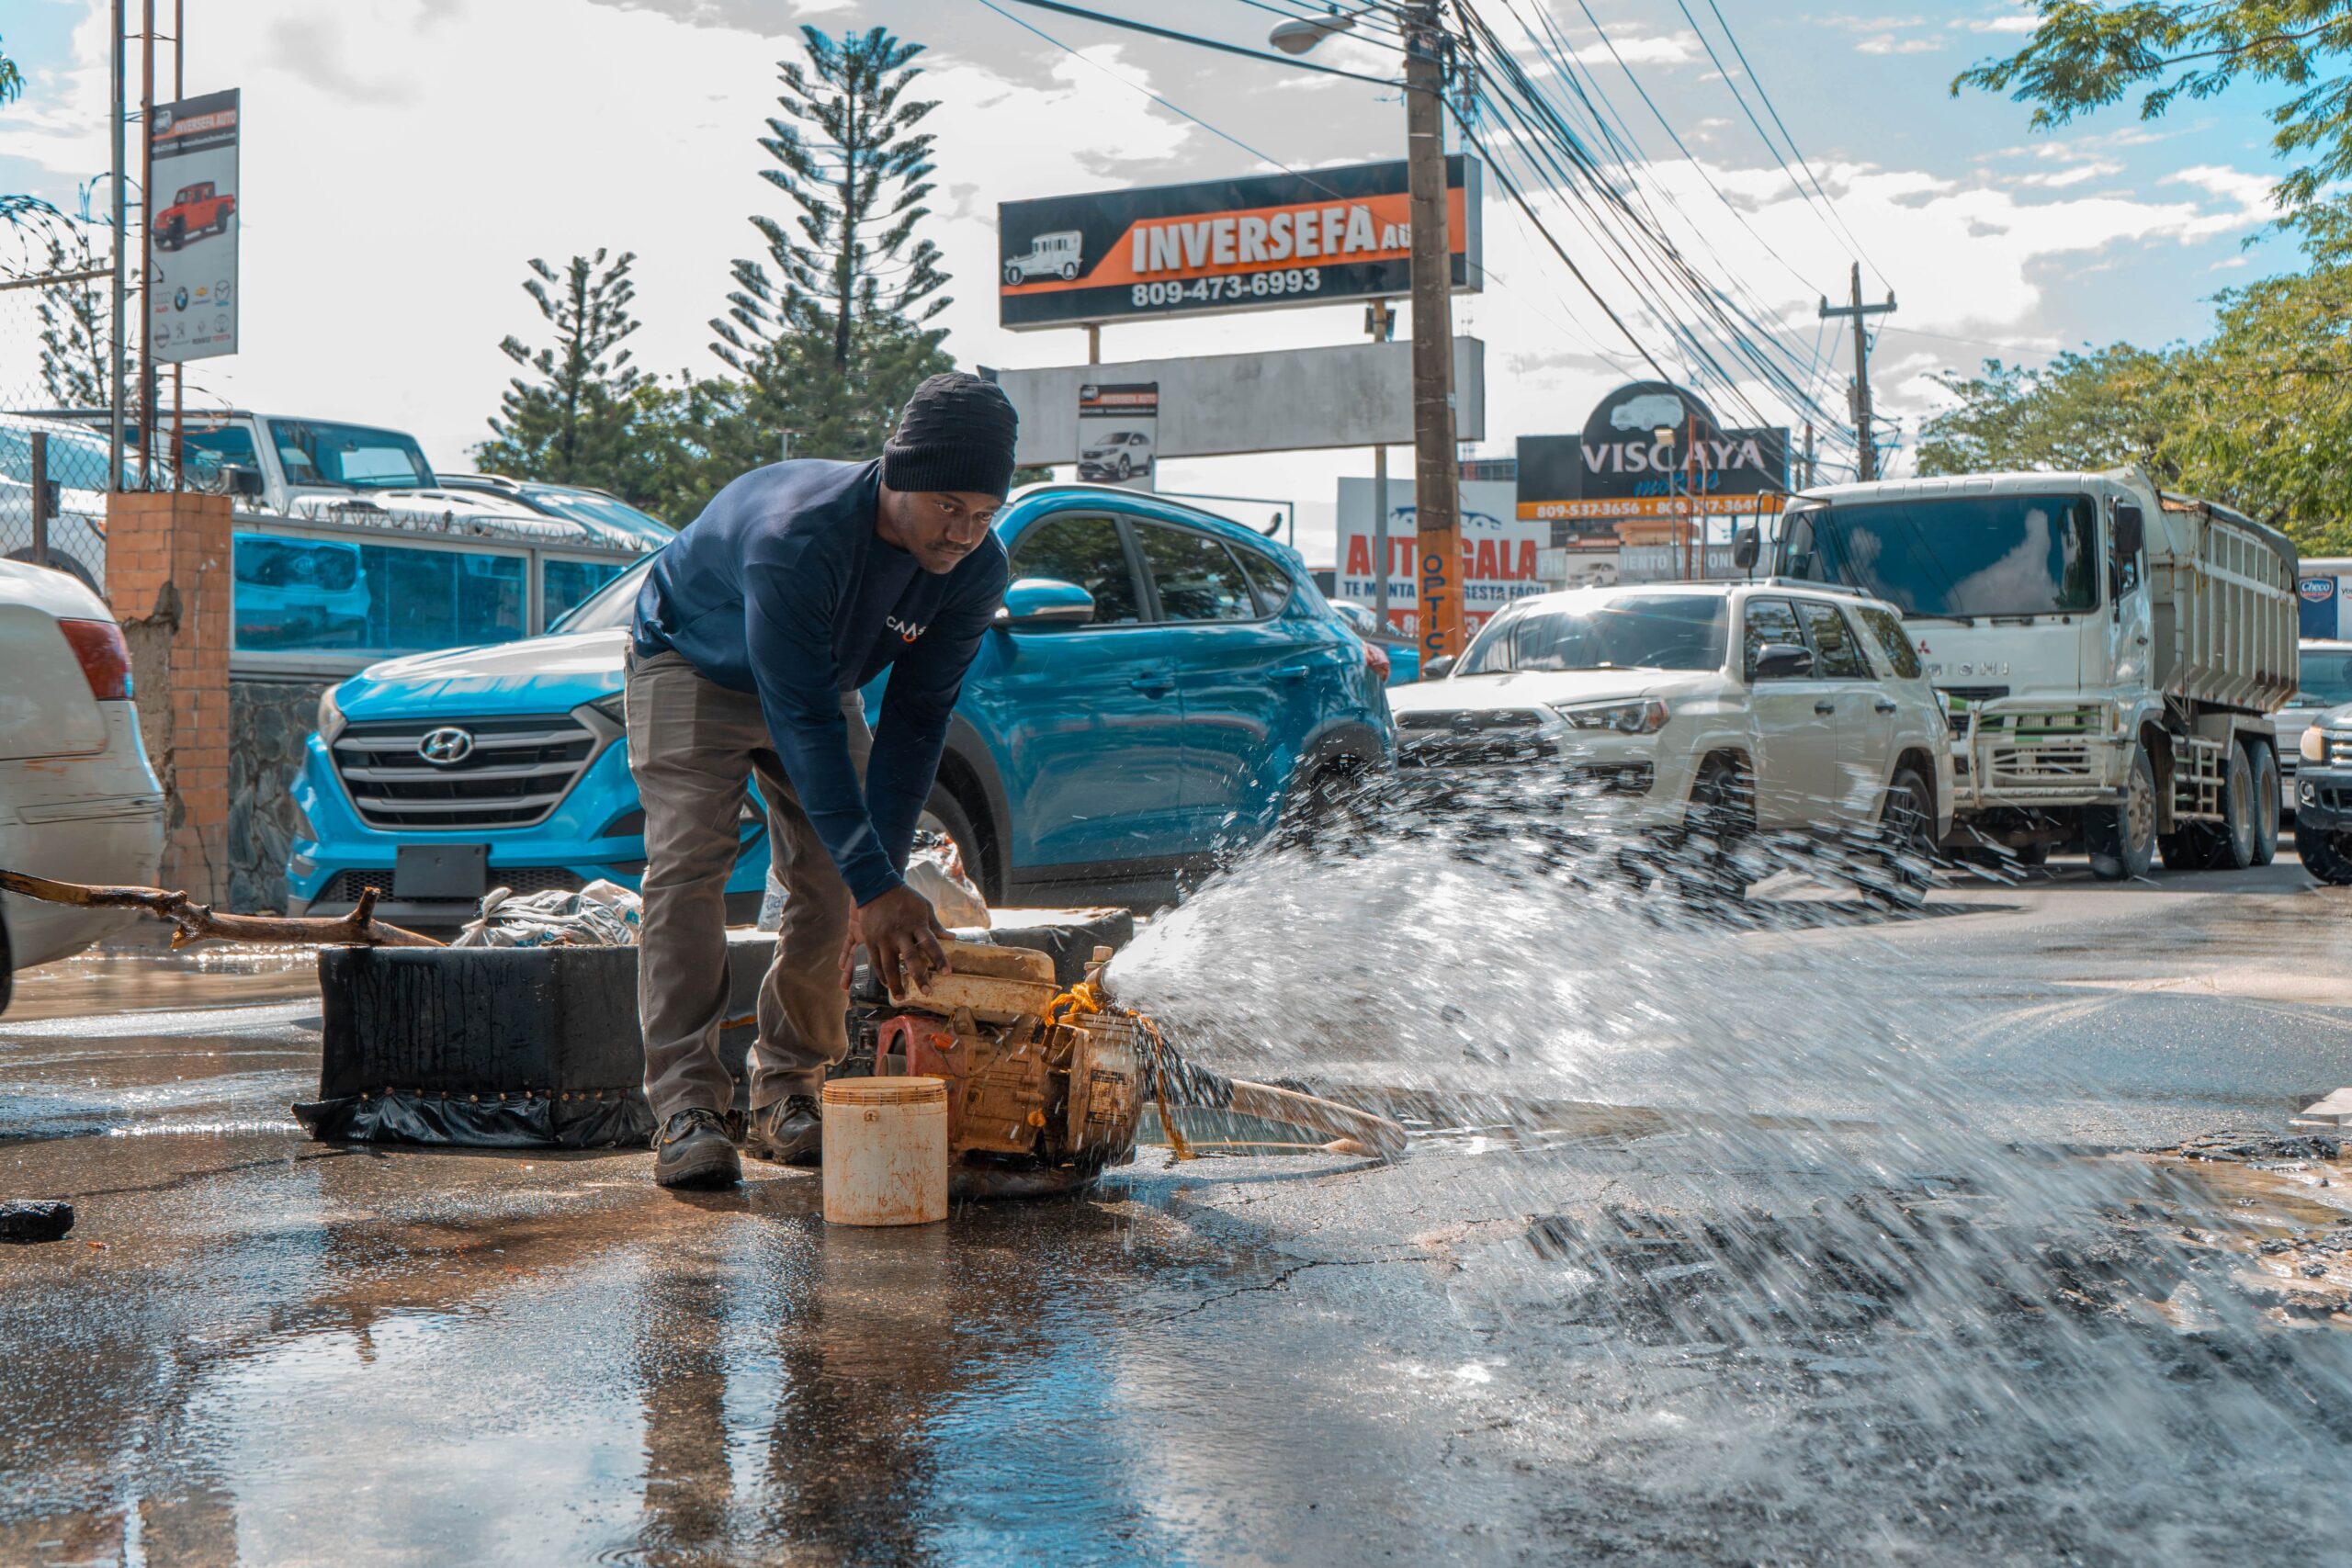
[882,372,1020,498]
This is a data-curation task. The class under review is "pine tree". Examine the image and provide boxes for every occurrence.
[476,249,645,489]
[36,231,111,407]
[712,26,949,377]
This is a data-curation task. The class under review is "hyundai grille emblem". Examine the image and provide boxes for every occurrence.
[417,727,476,766]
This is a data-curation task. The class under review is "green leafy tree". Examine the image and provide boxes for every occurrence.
[1914,345,2189,477]
[476,249,649,493]
[1954,4,2352,248]
[714,26,949,377]
[1917,271,2352,552]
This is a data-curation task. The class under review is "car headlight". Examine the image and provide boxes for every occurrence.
[315,685,347,746]
[589,692,627,728]
[1551,697,1668,735]
[2304,727,2328,764]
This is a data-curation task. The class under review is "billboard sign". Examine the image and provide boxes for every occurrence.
[1077,382,1158,491]
[147,88,241,364]
[2302,575,2343,641]
[1518,382,1787,525]
[1335,477,1547,637]
[999,156,1482,331]
[985,338,1484,466]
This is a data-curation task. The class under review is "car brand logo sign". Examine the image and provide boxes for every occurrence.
[417,727,475,766]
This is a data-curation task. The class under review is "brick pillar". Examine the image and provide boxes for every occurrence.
[106,491,234,903]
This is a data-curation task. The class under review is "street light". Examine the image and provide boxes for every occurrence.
[1272,2,1467,660]
[1268,11,1358,55]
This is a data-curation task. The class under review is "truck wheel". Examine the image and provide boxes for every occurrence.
[2303,829,2352,886]
[2210,744,2257,870]
[2246,741,2280,866]
[1003,263,1023,286]
[2086,742,2157,882]
[2160,828,2218,871]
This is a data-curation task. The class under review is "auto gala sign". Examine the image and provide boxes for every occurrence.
[1516,382,1788,528]
[146,87,241,364]
[998,156,1482,331]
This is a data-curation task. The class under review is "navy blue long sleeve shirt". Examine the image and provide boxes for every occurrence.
[631,459,1010,905]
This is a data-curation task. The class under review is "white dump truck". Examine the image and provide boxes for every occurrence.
[1772,467,2299,879]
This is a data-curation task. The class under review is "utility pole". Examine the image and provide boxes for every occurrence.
[1818,261,1894,480]
[107,0,127,491]
[1801,422,1816,489]
[1682,412,1701,581]
[1403,1,1464,660]
[137,0,155,488]
[1366,299,1396,630]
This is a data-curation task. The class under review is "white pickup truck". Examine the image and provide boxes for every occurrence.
[1774,468,2299,879]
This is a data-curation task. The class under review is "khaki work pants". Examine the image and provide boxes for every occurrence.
[625,647,872,1124]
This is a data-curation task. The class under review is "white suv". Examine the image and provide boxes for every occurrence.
[1387,581,1955,897]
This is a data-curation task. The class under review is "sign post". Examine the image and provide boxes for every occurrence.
[146,87,241,367]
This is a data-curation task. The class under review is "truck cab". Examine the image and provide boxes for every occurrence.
[1774,468,2297,878]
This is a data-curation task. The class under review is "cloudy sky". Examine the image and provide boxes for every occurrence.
[0,0,2299,562]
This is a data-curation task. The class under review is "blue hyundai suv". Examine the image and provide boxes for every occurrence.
[285,483,1393,923]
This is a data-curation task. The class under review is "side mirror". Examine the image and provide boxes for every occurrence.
[223,464,266,500]
[994,576,1096,628]
[1731,529,1759,571]
[1751,642,1815,682]
[1424,654,1456,680]
[2112,502,2143,563]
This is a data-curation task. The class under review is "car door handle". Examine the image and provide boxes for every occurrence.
[1874,698,1898,714]
[1815,699,1837,715]
[1129,674,1173,696]
[1271,663,1311,682]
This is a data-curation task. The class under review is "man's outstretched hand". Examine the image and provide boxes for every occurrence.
[843,884,951,997]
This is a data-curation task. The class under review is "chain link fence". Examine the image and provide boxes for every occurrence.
[1,196,127,593]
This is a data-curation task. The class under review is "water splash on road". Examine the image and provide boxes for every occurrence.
[1107,802,2352,1553]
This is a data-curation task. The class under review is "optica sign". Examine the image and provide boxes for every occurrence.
[999,157,1482,330]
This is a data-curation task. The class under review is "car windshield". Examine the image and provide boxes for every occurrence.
[2296,648,2352,707]
[551,558,651,633]
[1784,494,2098,619]
[1458,594,1728,675]
[266,417,433,491]
[514,484,673,547]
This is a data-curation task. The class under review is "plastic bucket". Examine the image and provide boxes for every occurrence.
[820,1077,949,1226]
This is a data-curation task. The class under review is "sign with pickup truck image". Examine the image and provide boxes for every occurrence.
[998,156,1481,330]
[146,88,241,364]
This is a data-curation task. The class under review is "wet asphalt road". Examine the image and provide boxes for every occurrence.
[3,854,2349,1565]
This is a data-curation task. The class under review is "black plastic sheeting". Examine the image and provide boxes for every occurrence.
[293,1090,654,1149]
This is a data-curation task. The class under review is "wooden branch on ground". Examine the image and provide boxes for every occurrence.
[0,869,444,949]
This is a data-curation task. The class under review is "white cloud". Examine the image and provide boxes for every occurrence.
[1965,14,2043,34]
[1858,33,1944,55]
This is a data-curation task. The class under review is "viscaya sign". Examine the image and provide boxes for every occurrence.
[1517,382,1788,528]
[998,157,1482,330]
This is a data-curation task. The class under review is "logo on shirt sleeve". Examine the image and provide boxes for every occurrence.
[885,615,927,643]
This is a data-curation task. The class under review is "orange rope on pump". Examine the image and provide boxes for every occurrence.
[1046,982,1194,1162]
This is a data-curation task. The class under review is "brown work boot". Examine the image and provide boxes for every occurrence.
[743,1094,822,1167]
[653,1108,741,1190]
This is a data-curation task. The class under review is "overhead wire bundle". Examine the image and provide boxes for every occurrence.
[1442,0,1871,470]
